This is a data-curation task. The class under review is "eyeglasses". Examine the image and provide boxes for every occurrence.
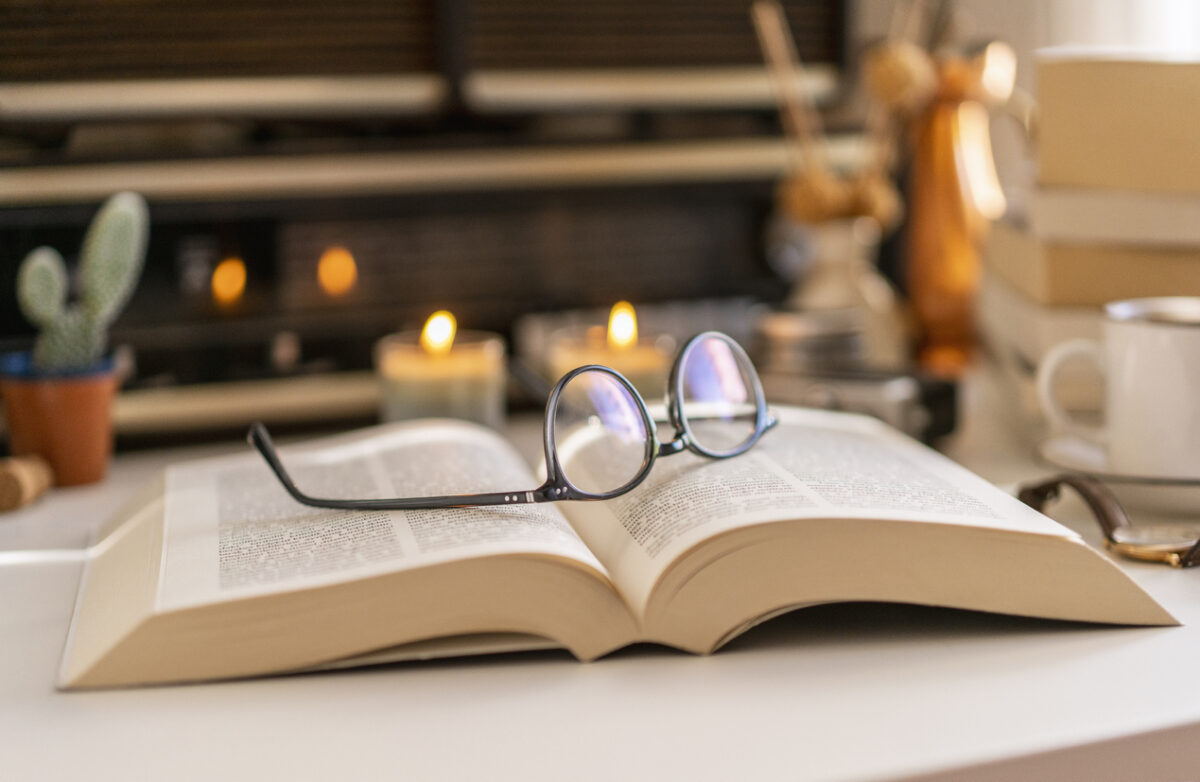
[1018,473,1200,568]
[249,331,777,511]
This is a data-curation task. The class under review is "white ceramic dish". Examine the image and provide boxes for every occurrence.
[1036,434,1200,517]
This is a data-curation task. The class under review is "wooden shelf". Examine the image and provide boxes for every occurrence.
[465,65,838,111]
[0,134,869,205]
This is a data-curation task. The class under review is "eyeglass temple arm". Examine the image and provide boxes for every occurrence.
[1020,473,1200,568]
[247,423,548,511]
[1017,473,1132,541]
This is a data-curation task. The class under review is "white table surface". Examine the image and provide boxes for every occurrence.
[4,364,1200,782]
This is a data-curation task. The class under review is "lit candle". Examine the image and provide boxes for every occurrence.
[547,301,673,401]
[375,311,506,428]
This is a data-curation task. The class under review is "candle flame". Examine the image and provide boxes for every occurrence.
[607,301,638,350]
[420,310,457,355]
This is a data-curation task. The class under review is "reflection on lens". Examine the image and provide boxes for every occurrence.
[679,335,760,454]
[553,369,650,495]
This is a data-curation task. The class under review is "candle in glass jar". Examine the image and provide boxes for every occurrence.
[375,311,506,428]
[547,301,673,401]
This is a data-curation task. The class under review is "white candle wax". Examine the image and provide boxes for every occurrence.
[547,326,673,402]
[375,330,506,428]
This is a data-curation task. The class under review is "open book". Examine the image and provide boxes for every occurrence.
[59,406,1175,689]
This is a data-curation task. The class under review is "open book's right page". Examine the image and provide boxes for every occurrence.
[560,407,1134,620]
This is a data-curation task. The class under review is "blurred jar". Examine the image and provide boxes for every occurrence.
[783,216,910,370]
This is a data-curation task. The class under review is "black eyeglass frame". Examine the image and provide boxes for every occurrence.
[248,331,777,512]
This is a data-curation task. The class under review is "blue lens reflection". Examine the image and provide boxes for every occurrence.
[683,339,748,408]
[584,373,646,441]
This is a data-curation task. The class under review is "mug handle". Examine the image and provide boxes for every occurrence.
[1036,339,1107,443]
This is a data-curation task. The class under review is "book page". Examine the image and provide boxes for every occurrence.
[561,407,1076,615]
[157,421,607,611]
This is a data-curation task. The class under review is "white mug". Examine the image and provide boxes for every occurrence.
[1037,297,1200,478]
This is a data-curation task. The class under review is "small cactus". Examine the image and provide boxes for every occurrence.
[16,192,149,372]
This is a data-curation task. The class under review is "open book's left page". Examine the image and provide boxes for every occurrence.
[157,420,610,612]
[61,421,636,687]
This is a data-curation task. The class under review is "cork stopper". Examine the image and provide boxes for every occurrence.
[0,455,53,512]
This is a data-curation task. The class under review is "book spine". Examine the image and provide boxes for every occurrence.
[1031,188,1200,247]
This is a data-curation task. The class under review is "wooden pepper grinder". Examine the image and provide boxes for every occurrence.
[904,44,1010,376]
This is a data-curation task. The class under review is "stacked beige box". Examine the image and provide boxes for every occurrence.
[980,48,1200,429]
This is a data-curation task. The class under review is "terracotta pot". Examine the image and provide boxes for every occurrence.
[0,353,118,486]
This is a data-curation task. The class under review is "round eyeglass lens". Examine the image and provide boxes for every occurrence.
[678,335,761,454]
[552,369,651,496]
